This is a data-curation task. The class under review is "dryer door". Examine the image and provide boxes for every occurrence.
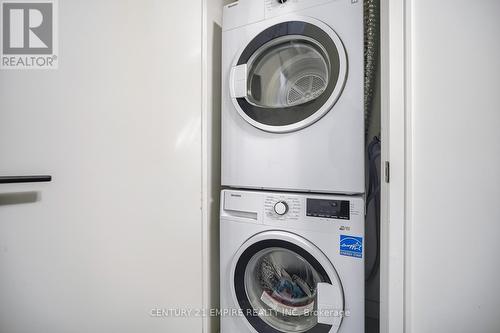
[230,231,344,333]
[230,19,347,133]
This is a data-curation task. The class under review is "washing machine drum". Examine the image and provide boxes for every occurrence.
[230,21,347,133]
[233,237,344,333]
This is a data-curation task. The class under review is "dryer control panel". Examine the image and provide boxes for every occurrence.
[264,0,338,19]
[224,0,360,31]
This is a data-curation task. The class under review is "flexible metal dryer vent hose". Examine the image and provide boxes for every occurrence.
[364,0,379,139]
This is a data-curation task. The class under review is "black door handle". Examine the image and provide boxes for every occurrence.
[0,176,52,184]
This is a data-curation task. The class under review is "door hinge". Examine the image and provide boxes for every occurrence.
[385,161,390,183]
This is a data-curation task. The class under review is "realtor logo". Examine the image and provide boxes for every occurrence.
[1,0,58,69]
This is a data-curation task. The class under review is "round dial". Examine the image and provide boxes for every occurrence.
[274,201,289,216]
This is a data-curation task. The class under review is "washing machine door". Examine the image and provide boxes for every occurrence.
[230,18,347,133]
[231,231,344,333]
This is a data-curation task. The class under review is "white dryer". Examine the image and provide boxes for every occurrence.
[220,189,364,333]
[222,0,364,194]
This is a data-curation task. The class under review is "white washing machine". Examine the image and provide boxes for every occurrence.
[222,0,364,194]
[220,189,364,333]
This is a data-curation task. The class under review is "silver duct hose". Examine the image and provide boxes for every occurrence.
[364,0,380,282]
[364,0,379,139]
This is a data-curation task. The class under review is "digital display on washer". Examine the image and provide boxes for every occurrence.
[306,199,350,220]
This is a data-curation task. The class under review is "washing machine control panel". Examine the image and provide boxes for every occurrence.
[265,196,300,220]
[306,198,350,220]
[264,195,353,222]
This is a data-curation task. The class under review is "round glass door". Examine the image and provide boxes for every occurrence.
[231,20,347,133]
[233,237,343,333]
[246,36,331,109]
[245,248,325,332]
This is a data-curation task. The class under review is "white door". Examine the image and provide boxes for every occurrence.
[381,1,500,332]
[0,1,203,332]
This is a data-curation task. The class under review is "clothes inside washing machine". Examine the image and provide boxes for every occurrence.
[244,247,328,333]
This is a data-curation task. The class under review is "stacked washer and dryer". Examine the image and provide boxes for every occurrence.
[220,1,365,332]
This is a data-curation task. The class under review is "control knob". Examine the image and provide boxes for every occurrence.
[274,201,289,216]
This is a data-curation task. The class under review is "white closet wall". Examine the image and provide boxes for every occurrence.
[202,1,225,333]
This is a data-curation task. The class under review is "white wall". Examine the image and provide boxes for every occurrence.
[202,0,224,332]
[0,1,204,332]
[406,1,500,332]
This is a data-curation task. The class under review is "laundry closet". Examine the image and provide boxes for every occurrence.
[208,1,500,333]
[217,1,377,333]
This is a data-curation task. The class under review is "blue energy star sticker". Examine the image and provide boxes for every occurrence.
[340,235,363,258]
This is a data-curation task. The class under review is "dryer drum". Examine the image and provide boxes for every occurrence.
[246,37,330,109]
[286,73,327,106]
[232,20,346,131]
